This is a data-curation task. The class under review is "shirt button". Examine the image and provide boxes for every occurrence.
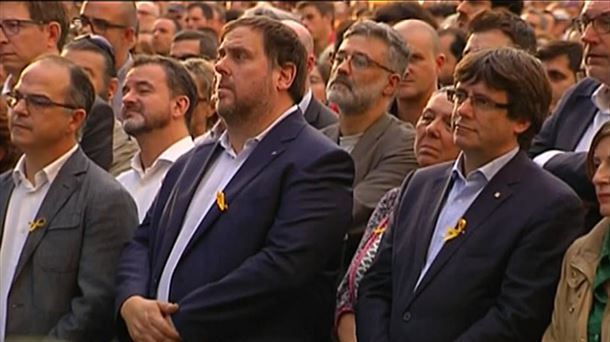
[402,312,412,322]
[568,307,575,313]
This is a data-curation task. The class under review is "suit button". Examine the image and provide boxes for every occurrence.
[402,312,412,322]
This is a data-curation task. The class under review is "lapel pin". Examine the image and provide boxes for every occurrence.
[444,218,467,242]
[271,151,278,156]
[216,191,228,212]
[28,218,47,233]
[494,192,501,199]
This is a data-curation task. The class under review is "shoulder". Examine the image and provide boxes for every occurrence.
[553,78,600,115]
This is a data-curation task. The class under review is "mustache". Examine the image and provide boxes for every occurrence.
[329,75,352,90]
[121,101,142,116]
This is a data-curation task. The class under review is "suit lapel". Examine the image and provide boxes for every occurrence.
[0,173,15,246]
[351,114,391,183]
[566,99,598,150]
[303,97,320,126]
[409,152,525,300]
[12,150,88,280]
[182,111,306,253]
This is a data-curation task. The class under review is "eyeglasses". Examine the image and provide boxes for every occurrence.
[73,33,116,63]
[574,13,610,35]
[447,88,510,112]
[72,15,128,34]
[331,51,397,74]
[0,19,44,37]
[6,90,79,112]
[174,54,202,61]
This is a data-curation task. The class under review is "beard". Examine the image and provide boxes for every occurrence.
[121,102,171,136]
[327,74,385,115]
[215,80,272,127]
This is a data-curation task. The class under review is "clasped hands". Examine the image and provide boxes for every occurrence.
[121,295,181,342]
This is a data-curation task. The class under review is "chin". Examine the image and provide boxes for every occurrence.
[600,205,610,218]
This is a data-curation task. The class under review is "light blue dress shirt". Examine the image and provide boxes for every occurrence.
[415,147,520,289]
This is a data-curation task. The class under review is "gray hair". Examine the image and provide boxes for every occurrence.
[343,20,410,76]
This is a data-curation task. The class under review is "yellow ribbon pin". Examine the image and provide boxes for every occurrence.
[444,218,467,242]
[216,191,228,212]
[28,218,47,232]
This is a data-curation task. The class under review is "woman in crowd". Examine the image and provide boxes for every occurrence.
[543,120,610,342]
[335,87,461,342]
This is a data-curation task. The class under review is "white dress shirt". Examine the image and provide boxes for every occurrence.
[534,84,610,166]
[117,136,194,222]
[0,144,78,341]
[156,106,298,301]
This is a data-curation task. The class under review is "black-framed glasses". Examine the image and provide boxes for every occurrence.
[573,13,610,35]
[72,15,128,34]
[447,88,510,112]
[73,33,116,64]
[0,19,44,37]
[6,90,79,112]
[331,51,397,74]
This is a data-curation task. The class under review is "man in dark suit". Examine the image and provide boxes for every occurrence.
[357,48,585,342]
[0,56,138,340]
[282,19,337,130]
[116,16,354,342]
[530,0,609,220]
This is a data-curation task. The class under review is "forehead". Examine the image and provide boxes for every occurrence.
[467,30,513,51]
[188,7,204,17]
[0,2,29,19]
[582,0,610,15]
[17,61,69,98]
[172,39,200,53]
[155,18,175,30]
[220,26,264,52]
[125,63,167,86]
[426,92,453,112]
[403,32,435,57]
[82,1,125,21]
[542,54,571,71]
[298,5,322,16]
[339,34,387,55]
[456,80,508,100]
[63,49,106,70]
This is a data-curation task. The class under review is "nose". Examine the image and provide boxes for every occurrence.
[454,97,475,119]
[0,27,8,43]
[581,22,600,45]
[214,55,229,76]
[425,117,443,138]
[593,161,610,187]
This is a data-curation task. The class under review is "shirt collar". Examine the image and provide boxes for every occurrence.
[12,144,79,189]
[131,136,194,177]
[452,147,520,182]
[2,74,14,96]
[219,105,298,157]
[117,53,134,81]
[298,88,313,114]
[592,84,610,115]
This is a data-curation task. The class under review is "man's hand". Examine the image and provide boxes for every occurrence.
[120,295,181,342]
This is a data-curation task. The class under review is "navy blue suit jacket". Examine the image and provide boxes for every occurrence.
[116,111,354,341]
[357,151,585,342]
[529,78,601,202]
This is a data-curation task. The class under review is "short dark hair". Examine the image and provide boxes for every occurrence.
[31,55,95,116]
[454,48,551,149]
[63,36,117,94]
[187,2,214,20]
[222,16,308,104]
[536,40,584,75]
[490,0,524,16]
[296,1,335,20]
[173,30,218,60]
[587,120,610,179]
[428,3,457,19]
[25,1,69,50]
[225,8,244,23]
[469,9,537,55]
[131,55,198,126]
[373,2,438,29]
[438,28,467,62]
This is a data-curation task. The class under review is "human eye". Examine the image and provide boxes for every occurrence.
[472,96,492,109]
[91,17,109,31]
[3,20,20,32]
[352,53,370,68]
[29,94,53,107]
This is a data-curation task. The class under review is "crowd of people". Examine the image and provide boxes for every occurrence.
[0,0,608,341]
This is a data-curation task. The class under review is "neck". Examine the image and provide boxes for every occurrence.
[23,140,75,184]
[462,144,517,175]
[339,101,387,136]
[396,93,431,126]
[116,52,129,71]
[8,48,59,80]
[135,126,190,170]
[225,98,293,154]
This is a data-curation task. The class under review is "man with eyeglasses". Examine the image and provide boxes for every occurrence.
[0,55,138,341]
[322,20,418,274]
[170,30,219,62]
[357,47,585,342]
[77,1,140,176]
[531,0,610,231]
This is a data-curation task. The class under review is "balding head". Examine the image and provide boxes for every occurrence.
[281,19,314,55]
[393,19,440,55]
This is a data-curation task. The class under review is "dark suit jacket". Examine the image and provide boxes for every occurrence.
[529,78,601,202]
[1,148,138,341]
[303,97,337,130]
[116,111,354,341]
[357,152,586,342]
[80,97,114,171]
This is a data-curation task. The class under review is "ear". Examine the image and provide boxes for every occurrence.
[68,109,87,137]
[171,95,190,120]
[382,73,401,97]
[276,63,297,93]
[513,117,531,135]
[107,77,119,102]
[46,22,62,51]
[436,53,446,73]
[306,54,316,75]
[125,27,138,50]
